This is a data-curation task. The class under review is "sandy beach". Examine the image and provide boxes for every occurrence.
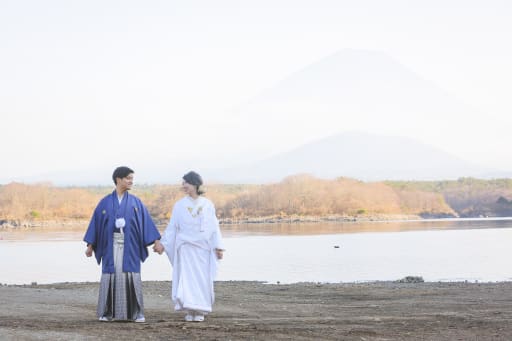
[1,280,511,340]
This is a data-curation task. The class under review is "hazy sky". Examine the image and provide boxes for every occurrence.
[1,0,511,184]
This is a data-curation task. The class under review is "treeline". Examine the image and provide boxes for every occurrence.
[386,178,512,217]
[0,182,99,220]
[1,175,512,225]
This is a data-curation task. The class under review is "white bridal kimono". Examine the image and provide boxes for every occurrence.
[160,196,223,314]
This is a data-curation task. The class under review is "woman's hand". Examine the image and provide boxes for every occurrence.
[153,240,165,254]
[215,248,224,260]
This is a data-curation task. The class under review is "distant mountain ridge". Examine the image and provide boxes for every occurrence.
[207,131,492,183]
[9,131,497,185]
[226,49,483,165]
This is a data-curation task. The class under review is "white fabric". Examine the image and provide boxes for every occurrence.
[113,232,124,269]
[116,193,125,234]
[115,218,126,228]
[160,196,223,313]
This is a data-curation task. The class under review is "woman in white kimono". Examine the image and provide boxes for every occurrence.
[155,171,224,322]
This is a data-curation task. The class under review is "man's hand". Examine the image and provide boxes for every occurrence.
[85,244,93,257]
[153,240,164,254]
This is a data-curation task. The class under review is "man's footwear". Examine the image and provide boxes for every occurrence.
[193,313,204,322]
[134,316,146,323]
[98,316,110,322]
[184,313,194,322]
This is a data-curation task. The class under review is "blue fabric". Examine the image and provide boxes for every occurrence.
[84,191,161,273]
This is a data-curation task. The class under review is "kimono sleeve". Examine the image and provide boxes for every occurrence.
[83,203,103,265]
[161,204,179,266]
[207,202,224,251]
[140,203,161,246]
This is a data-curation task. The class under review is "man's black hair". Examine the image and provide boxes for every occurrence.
[112,166,134,185]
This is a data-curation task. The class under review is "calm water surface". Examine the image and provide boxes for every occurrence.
[1,218,511,285]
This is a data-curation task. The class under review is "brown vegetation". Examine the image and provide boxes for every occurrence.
[1,176,511,226]
[386,178,512,217]
[0,182,100,221]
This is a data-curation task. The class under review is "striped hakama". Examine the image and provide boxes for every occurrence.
[97,233,144,321]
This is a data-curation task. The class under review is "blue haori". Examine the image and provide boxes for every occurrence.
[84,191,161,274]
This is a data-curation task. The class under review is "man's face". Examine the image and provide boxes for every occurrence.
[117,173,134,191]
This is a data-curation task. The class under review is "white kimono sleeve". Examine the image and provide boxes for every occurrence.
[208,203,224,251]
[160,205,178,266]
[204,202,223,281]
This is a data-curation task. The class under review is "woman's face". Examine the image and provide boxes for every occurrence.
[182,180,197,196]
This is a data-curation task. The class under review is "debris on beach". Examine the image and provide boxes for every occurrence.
[396,276,424,283]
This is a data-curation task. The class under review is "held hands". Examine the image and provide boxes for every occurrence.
[150,240,222,258]
[153,240,165,255]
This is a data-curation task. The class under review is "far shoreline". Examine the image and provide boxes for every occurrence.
[4,213,504,230]
[3,278,512,287]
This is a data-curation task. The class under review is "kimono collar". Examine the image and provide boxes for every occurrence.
[111,191,130,214]
[186,196,205,218]
[114,190,128,201]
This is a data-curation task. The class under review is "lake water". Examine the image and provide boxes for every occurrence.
[1,218,512,285]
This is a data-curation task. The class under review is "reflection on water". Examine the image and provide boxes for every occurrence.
[1,218,512,285]
[0,228,85,241]
[220,218,512,236]
[2,217,512,241]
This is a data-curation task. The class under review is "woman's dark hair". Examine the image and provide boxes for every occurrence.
[112,166,134,185]
[183,171,205,195]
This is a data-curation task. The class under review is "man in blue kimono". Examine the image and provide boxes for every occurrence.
[84,166,162,322]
